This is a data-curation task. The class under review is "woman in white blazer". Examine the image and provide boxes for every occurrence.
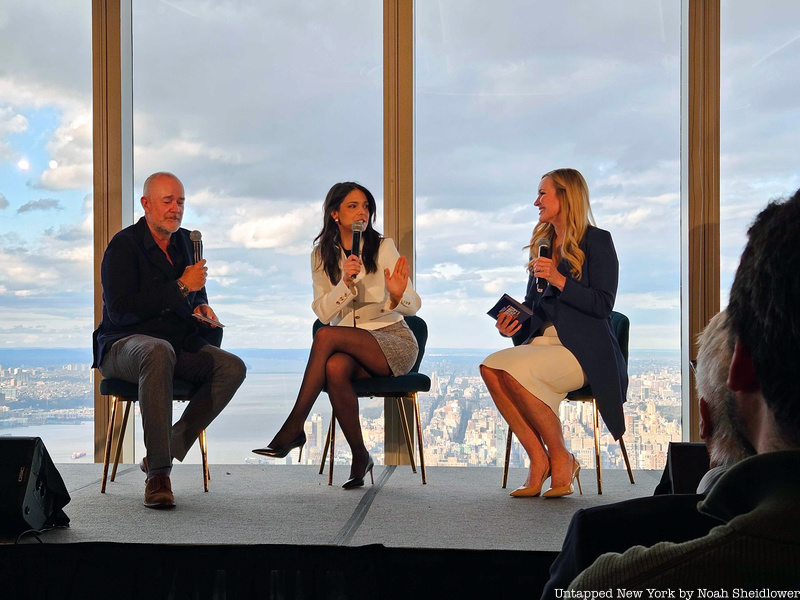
[254,182,421,488]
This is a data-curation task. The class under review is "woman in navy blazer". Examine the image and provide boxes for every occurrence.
[481,168,627,498]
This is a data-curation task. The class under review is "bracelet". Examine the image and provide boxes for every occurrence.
[176,279,190,298]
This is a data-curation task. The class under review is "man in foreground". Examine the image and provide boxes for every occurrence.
[570,189,800,590]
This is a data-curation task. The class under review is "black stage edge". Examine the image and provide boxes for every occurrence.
[2,542,558,600]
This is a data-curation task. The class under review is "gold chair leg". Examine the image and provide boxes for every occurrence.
[396,397,417,473]
[592,399,602,494]
[101,395,119,493]
[110,400,132,482]
[319,417,333,475]
[620,436,635,484]
[328,410,336,486]
[413,393,427,484]
[199,429,209,492]
[502,428,513,488]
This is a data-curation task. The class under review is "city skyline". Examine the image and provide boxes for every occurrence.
[2,348,682,471]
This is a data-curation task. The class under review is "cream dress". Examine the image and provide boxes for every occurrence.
[481,323,587,415]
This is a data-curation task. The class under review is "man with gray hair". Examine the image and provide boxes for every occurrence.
[694,309,751,493]
[92,172,246,509]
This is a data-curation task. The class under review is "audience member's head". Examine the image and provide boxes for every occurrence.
[727,188,800,452]
[695,309,751,468]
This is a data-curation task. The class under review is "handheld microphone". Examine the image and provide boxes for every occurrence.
[190,230,203,264]
[350,221,364,279]
[536,238,550,292]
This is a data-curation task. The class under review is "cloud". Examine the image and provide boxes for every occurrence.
[456,242,488,254]
[417,208,483,229]
[602,206,654,229]
[0,107,29,160]
[616,292,679,311]
[37,110,93,190]
[228,204,319,251]
[16,198,63,213]
[0,192,8,209]
[209,260,272,287]
[0,106,29,135]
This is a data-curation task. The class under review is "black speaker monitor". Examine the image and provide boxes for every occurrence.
[0,437,70,534]
[654,441,711,495]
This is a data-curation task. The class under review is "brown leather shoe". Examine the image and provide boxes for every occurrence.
[143,473,176,509]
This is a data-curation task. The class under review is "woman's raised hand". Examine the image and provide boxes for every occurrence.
[341,254,362,283]
[385,256,409,306]
[495,310,522,337]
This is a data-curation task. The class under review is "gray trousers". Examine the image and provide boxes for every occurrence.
[99,335,246,472]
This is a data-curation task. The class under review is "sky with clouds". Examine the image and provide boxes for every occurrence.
[1,0,798,352]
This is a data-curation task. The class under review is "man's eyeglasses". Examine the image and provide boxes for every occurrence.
[689,359,697,375]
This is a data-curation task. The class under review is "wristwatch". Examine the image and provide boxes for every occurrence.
[176,279,190,298]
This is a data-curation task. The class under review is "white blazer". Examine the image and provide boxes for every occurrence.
[311,238,421,329]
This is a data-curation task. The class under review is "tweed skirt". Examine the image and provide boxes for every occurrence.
[368,319,419,376]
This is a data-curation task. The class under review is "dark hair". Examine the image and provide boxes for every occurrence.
[728,188,800,445]
[313,182,382,285]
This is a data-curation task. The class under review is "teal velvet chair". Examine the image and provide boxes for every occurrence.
[98,327,223,493]
[501,310,635,494]
[314,315,431,484]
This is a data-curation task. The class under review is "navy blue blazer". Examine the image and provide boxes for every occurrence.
[511,225,628,439]
[92,217,208,368]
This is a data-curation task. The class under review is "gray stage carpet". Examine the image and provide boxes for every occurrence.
[5,463,660,549]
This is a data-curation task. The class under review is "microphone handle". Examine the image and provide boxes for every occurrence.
[350,231,362,279]
[193,241,203,264]
[536,245,550,292]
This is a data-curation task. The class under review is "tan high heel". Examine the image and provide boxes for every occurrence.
[510,466,550,497]
[542,455,582,498]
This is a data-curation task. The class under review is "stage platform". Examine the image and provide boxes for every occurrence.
[2,463,661,599]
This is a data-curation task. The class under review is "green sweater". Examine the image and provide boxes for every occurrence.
[569,450,800,592]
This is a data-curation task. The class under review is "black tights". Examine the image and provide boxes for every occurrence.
[270,326,391,476]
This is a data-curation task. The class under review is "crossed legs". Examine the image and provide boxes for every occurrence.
[269,326,392,479]
[480,365,574,489]
[100,334,246,476]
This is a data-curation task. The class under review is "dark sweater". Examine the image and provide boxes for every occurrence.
[570,450,800,590]
[92,217,207,367]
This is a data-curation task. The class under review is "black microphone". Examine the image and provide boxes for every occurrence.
[190,230,203,264]
[536,238,550,292]
[350,221,364,278]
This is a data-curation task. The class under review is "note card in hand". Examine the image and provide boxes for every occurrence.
[487,294,533,326]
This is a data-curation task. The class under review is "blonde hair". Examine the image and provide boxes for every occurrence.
[526,168,595,280]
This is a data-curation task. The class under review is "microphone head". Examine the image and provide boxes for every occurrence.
[351,221,365,233]
[190,230,203,242]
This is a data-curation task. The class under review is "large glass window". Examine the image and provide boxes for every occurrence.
[415,1,682,470]
[132,0,382,465]
[720,0,800,304]
[0,0,94,461]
